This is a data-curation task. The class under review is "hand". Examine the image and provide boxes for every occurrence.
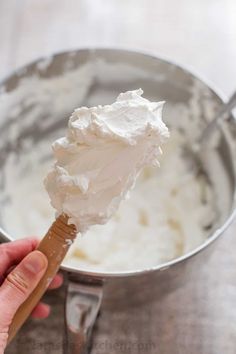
[0,238,63,353]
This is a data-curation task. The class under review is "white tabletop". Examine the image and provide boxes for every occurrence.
[0,0,236,96]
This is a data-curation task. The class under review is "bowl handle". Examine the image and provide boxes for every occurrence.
[64,277,103,354]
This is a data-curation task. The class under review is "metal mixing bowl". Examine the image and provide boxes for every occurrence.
[0,49,236,354]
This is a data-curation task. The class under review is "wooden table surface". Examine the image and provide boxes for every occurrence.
[1,1,236,353]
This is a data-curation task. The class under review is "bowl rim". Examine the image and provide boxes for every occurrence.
[0,46,235,279]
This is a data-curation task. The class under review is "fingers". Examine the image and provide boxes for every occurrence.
[30,274,63,319]
[48,274,63,290]
[0,238,39,275]
[0,333,8,354]
[0,250,48,333]
[31,303,50,319]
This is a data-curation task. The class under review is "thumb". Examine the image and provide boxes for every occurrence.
[0,250,48,338]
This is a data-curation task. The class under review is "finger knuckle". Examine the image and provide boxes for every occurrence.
[6,271,29,296]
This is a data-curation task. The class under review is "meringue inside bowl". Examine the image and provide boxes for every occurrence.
[0,49,235,273]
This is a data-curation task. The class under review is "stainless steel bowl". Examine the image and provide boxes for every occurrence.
[0,49,236,354]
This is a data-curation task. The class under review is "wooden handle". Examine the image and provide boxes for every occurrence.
[7,214,77,344]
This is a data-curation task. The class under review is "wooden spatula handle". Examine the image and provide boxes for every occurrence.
[7,214,77,344]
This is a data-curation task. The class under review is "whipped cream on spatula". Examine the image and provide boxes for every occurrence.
[44,89,169,232]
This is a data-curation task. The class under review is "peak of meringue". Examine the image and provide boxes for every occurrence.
[44,89,169,232]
